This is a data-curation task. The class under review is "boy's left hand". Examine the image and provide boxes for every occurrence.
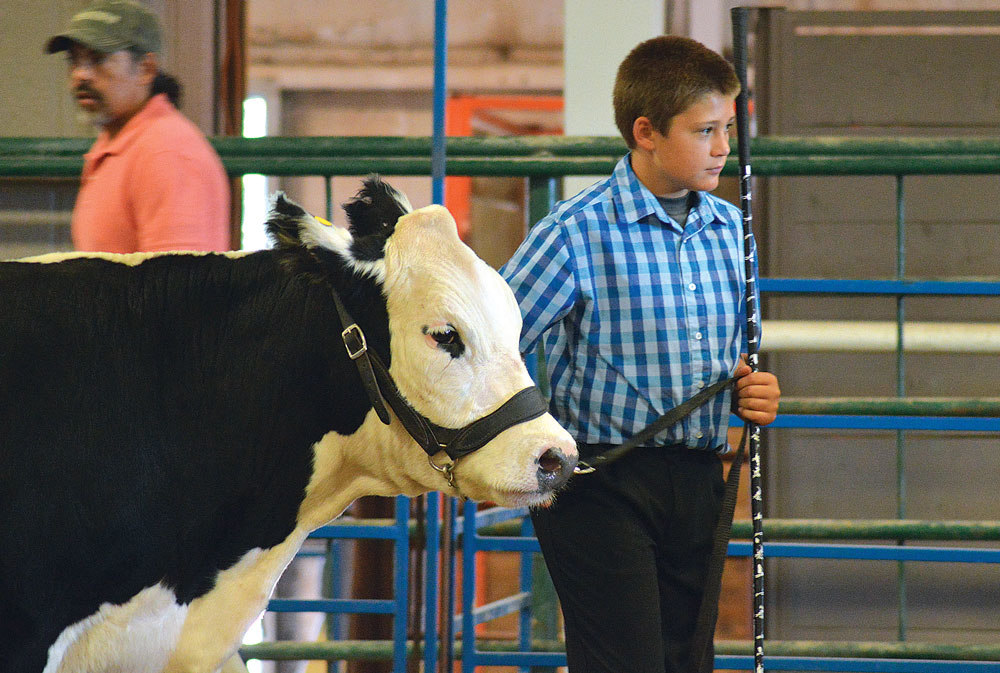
[732,355,780,426]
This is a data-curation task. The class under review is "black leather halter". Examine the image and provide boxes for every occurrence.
[329,286,549,485]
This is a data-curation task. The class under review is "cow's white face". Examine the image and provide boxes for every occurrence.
[273,182,576,519]
[378,205,577,506]
[384,206,530,426]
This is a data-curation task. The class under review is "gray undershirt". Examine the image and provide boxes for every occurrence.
[657,192,696,227]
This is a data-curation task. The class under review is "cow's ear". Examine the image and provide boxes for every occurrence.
[265,192,311,249]
[264,192,355,283]
[342,175,412,261]
[266,191,353,252]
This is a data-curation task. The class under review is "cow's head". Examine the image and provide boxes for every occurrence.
[266,177,577,508]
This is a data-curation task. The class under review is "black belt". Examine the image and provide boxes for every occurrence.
[576,441,694,461]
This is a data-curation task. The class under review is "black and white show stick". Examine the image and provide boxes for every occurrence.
[731,7,766,673]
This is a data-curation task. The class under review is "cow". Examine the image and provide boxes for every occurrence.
[0,177,577,673]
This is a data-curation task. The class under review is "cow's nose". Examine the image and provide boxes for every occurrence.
[536,447,577,492]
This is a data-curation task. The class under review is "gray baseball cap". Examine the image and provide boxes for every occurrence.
[46,0,161,55]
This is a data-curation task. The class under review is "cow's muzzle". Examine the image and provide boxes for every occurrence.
[536,446,575,492]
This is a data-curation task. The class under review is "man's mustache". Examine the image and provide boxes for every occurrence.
[74,85,101,101]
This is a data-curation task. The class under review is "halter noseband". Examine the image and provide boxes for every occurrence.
[331,288,549,489]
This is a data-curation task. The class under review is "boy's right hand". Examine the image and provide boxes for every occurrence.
[732,355,780,426]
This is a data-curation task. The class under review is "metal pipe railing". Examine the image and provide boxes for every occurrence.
[4,134,1000,157]
[239,638,1000,663]
[5,133,998,670]
[2,135,1000,177]
[473,517,1000,542]
[762,320,1000,353]
[777,398,1000,417]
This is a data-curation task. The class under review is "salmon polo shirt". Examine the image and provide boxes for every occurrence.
[72,93,231,253]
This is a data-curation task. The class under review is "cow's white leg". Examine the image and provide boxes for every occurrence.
[46,584,188,673]
[164,531,306,673]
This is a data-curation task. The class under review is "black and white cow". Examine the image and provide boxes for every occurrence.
[0,177,576,673]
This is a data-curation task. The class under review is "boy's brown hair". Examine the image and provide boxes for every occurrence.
[614,35,740,148]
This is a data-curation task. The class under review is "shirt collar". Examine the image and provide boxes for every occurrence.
[611,153,731,231]
[85,93,173,163]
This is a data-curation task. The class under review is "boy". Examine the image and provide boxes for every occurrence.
[500,36,780,673]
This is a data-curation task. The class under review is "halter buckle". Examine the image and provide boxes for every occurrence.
[341,324,367,360]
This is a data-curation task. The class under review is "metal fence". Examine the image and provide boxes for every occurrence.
[2,135,999,672]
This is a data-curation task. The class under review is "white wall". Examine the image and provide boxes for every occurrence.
[562,0,667,196]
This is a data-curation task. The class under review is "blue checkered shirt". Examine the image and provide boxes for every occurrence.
[501,155,756,450]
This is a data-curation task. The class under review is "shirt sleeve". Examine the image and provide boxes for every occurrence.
[131,148,231,253]
[500,215,577,355]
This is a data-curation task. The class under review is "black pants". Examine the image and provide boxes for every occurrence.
[530,444,725,673]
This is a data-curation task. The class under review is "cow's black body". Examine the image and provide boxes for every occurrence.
[0,181,578,673]
[0,246,387,671]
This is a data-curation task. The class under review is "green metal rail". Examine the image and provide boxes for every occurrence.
[239,638,1000,663]
[326,515,1000,543]
[2,135,1000,177]
[728,519,1000,541]
[4,134,999,669]
[778,397,1000,417]
[474,517,1000,542]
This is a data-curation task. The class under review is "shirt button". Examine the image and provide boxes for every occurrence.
[695,381,704,389]
[696,432,704,439]
[694,332,703,340]
[688,283,697,291]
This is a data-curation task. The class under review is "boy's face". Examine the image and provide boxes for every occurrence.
[631,92,736,198]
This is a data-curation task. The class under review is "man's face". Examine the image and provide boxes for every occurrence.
[66,43,152,134]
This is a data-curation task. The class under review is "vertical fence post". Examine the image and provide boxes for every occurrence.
[326,532,348,673]
[462,499,479,673]
[393,496,411,672]
[524,175,560,671]
[518,516,540,673]
[895,174,908,641]
[424,493,441,672]
[431,0,448,206]
[441,495,458,672]
[324,176,333,222]
[431,2,451,668]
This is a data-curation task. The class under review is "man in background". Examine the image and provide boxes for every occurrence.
[45,1,240,671]
[47,0,230,253]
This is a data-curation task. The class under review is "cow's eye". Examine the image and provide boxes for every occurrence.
[424,325,465,358]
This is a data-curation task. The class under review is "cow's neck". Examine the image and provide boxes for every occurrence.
[296,414,423,531]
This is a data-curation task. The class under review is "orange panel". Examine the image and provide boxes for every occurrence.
[445,95,563,241]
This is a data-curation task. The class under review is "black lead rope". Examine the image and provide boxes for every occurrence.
[576,377,746,673]
[574,374,736,472]
[690,424,748,673]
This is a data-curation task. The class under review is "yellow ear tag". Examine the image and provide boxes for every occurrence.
[315,216,333,227]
